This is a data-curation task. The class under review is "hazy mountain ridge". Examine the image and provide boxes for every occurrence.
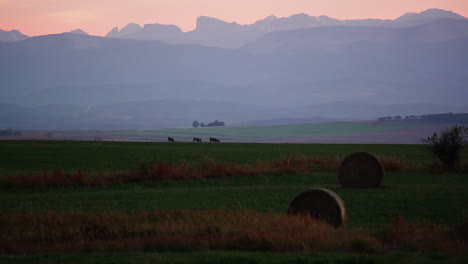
[2,19,468,105]
[0,100,302,130]
[232,117,343,126]
[242,18,468,59]
[2,100,467,130]
[106,8,467,48]
[1,9,465,46]
[1,11,468,130]
[396,8,466,22]
[69,29,89,35]
[0,29,29,42]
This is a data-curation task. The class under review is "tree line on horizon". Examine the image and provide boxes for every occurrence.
[192,120,225,128]
[378,113,468,123]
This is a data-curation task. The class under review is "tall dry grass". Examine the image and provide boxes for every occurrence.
[0,155,415,188]
[375,156,413,172]
[378,215,467,255]
[0,210,377,253]
[1,211,466,255]
[0,157,340,188]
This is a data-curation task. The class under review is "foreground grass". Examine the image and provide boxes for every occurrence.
[0,210,369,253]
[3,251,467,264]
[2,140,468,262]
[1,209,466,255]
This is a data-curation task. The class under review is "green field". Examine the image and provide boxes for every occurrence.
[0,140,446,175]
[2,171,468,228]
[111,121,419,140]
[11,120,436,143]
[1,140,467,263]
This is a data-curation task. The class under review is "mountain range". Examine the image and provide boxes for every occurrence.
[0,9,467,129]
[106,8,466,48]
[2,8,465,47]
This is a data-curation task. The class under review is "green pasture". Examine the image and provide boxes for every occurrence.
[0,140,450,175]
[2,140,467,227]
[2,171,468,230]
[111,121,418,140]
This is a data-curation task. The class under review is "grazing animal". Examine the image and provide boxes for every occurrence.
[193,137,202,142]
[209,137,220,143]
[168,137,175,142]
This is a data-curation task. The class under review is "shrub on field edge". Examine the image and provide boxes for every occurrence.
[421,125,468,171]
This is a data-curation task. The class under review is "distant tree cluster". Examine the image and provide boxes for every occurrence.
[377,116,401,121]
[420,113,468,123]
[378,113,468,123]
[0,129,22,136]
[192,120,225,127]
[405,115,421,120]
[202,120,225,127]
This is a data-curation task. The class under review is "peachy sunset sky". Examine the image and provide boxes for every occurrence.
[1,0,467,36]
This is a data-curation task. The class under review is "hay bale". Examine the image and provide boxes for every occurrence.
[287,188,346,228]
[338,152,384,188]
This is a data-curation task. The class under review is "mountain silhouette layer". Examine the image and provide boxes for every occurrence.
[106,8,467,48]
[0,9,467,129]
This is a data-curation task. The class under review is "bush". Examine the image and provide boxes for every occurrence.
[421,125,468,170]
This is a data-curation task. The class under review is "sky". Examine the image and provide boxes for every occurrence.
[1,0,467,37]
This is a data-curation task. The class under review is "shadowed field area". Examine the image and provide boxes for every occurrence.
[3,251,467,264]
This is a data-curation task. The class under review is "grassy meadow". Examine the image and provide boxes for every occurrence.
[110,121,419,140]
[0,140,438,175]
[1,140,468,263]
[12,119,435,143]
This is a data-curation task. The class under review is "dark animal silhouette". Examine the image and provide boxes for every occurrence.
[193,137,202,142]
[168,137,175,142]
[209,137,220,143]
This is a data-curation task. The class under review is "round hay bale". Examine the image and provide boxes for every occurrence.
[287,188,346,228]
[338,152,384,188]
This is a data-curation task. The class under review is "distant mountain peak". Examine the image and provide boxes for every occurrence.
[0,28,29,42]
[422,8,466,17]
[120,23,143,35]
[195,16,242,32]
[397,8,466,22]
[69,29,89,35]
[142,23,182,32]
[106,27,119,37]
[197,16,226,23]
[290,13,309,18]
[105,23,143,38]
[264,15,278,21]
